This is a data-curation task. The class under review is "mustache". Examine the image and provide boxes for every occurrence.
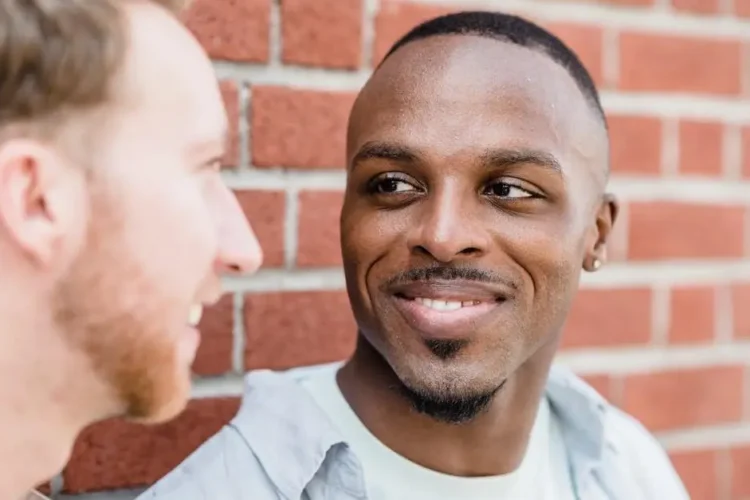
[384,264,517,289]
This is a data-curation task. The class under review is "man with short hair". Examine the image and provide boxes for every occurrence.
[0,1,262,498]
[140,11,688,500]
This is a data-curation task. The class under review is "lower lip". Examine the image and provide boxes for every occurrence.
[181,325,201,363]
[392,296,503,340]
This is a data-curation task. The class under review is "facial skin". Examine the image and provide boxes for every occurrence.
[339,34,615,475]
[0,2,261,497]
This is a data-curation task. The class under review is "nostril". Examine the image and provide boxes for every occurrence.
[459,247,482,256]
[226,263,242,274]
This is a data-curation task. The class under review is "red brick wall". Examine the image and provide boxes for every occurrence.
[49,0,750,499]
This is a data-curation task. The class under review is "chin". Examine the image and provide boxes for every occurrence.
[393,351,496,397]
[119,359,193,424]
[126,387,190,424]
[131,398,189,425]
[394,361,506,425]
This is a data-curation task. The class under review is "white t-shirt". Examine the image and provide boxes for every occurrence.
[301,369,576,500]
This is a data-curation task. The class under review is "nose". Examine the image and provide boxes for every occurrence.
[407,184,489,263]
[215,187,263,275]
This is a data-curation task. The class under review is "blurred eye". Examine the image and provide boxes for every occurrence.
[202,159,222,173]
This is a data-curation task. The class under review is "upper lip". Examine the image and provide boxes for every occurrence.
[389,280,510,302]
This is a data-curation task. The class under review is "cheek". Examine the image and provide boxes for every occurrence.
[120,180,217,287]
[503,217,582,303]
[341,204,410,261]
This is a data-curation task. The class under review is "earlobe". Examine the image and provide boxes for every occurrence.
[583,193,618,273]
[584,246,606,272]
[0,139,67,266]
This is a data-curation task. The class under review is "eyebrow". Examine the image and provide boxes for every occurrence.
[351,141,562,175]
[350,141,420,169]
[188,127,229,161]
[481,148,563,174]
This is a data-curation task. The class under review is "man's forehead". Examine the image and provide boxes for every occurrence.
[113,2,227,151]
[361,35,587,121]
[348,34,606,172]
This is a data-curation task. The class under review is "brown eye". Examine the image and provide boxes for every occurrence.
[485,181,534,199]
[378,178,414,193]
[367,174,419,195]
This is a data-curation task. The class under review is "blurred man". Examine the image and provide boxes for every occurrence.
[141,11,688,500]
[0,1,262,498]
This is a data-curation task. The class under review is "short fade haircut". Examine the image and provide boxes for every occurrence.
[381,11,607,127]
[0,0,189,138]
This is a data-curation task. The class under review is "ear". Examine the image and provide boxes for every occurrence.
[0,138,85,267]
[583,192,619,272]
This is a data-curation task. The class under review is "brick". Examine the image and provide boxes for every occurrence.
[607,115,662,175]
[244,291,356,370]
[581,374,615,402]
[627,202,745,260]
[373,2,456,64]
[62,397,240,493]
[669,450,718,500]
[731,446,750,496]
[193,294,234,376]
[619,32,741,95]
[671,0,720,14]
[668,286,716,343]
[251,86,356,169]
[220,81,240,167]
[562,288,652,348]
[183,0,270,63]
[742,127,750,178]
[234,190,285,268]
[735,0,750,17]
[678,120,724,176]
[731,284,750,339]
[621,366,743,431]
[281,0,363,69]
[538,22,604,86]
[297,191,344,267]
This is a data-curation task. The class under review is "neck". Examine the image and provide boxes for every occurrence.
[338,335,558,477]
[0,410,78,500]
[0,285,116,499]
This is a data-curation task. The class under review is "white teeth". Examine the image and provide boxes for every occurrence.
[415,298,478,311]
[188,304,203,326]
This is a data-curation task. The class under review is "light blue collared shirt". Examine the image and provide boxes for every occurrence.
[138,363,690,500]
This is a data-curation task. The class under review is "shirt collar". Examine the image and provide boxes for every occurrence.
[233,364,609,498]
[230,368,366,500]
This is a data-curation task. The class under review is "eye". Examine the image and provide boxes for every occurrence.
[484,181,536,199]
[203,159,222,173]
[367,173,420,195]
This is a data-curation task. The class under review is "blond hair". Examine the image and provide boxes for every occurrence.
[0,0,188,135]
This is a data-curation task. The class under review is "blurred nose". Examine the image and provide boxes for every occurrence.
[215,186,263,275]
[406,182,490,263]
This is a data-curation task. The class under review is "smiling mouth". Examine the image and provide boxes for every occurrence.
[391,291,506,341]
[407,296,493,311]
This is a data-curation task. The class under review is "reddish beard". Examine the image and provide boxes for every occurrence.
[50,191,190,423]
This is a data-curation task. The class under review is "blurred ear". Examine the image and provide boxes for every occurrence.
[0,138,87,267]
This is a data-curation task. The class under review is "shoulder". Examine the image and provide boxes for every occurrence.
[546,366,688,499]
[603,406,689,499]
[136,424,275,500]
[137,363,345,500]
